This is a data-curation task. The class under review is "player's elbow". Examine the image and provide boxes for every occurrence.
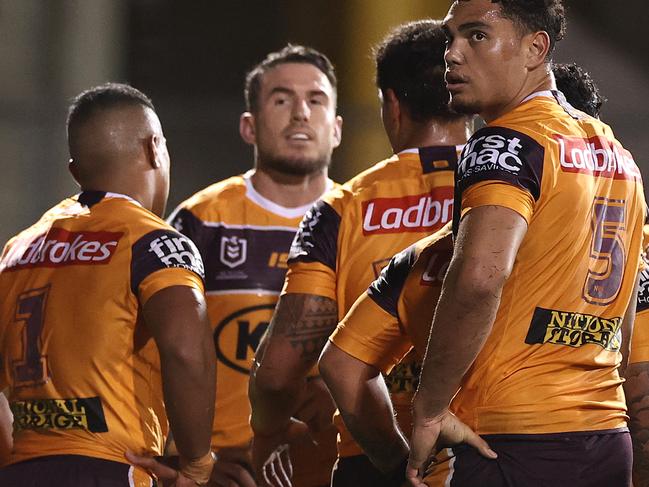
[253,361,300,396]
[452,255,513,303]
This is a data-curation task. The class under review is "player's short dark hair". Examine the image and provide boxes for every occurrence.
[375,19,459,122]
[490,0,566,56]
[553,63,605,118]
[67,82,155,136]
[244,44,337,113]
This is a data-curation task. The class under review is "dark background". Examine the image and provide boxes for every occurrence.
[1,0,647,245]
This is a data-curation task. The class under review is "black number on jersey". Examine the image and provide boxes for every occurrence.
[583,197,626,306]
[12,286,50,387]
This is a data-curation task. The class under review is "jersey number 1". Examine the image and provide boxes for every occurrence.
[583,198,626,306]
[13,286,50,387]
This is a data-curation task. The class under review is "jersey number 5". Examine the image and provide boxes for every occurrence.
[12,286,50,387]
[583,198,626,306]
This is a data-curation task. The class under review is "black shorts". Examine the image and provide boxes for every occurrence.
[331,454,405,487]
[0,455,156,487]
[445,429,631,487]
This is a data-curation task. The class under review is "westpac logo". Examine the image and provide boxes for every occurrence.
[220,236,247,268]
[556,135,639,180]
[149,234,205,278]
[2,228,122,271]
[458,133,525,178]
[362,187,453,235]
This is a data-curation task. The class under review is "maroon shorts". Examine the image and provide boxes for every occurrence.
[447,429,631,487]
[0,455,156,487]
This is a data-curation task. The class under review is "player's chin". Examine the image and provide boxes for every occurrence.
[266,152,330,176]
[449,95,481,116]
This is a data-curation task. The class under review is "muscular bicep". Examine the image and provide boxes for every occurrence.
[624,361,649,486]
[254,293,338,384]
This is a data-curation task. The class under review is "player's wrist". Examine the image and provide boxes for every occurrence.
[179,450,217,485]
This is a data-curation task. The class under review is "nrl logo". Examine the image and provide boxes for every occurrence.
[220,236,247,269]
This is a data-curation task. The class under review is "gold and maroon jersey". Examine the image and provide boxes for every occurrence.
[448,91,645,435]
[284,147,458,457]
[331,225,453,434]
[167,171,335,451]
[0,191,205,477]
[630,249,649,364]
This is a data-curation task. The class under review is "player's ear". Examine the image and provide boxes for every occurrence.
[332,115,343,148]
[526,30,551,69]
[147,134,165,169]
[68,158,81,185]
[239,112,256,145]
[384,88,401,124]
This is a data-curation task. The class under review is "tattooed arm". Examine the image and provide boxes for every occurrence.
[249,293,338,485]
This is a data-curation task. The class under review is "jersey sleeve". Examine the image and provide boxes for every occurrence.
[166,206,210,257]
[631,257,649,364]
[131,229,206,305]
[331,292,412,375]
[284,199,341,299]
[454,126,545,228]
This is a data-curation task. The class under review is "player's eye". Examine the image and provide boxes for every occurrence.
[274,96,288,106]
[310,97,324,106]
[471,31,487,42]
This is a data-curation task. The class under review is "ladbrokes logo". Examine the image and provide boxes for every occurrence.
[525,307,622,351]
[362,187,453,235]
[11,396,108,433]
[2,228,122,271]
[458,133,525,178]
[556,134,640,180]
[149,233,205,278]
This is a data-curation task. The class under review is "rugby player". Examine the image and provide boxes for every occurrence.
[553,62,605,118]
[167,45,342,487]
[249,20,473,487]
[319,59,611,479]
[0,83,216,487]
[405,1,645,486]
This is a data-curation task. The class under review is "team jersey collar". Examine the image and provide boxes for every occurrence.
[77,190,143,208]
[521,90,559,105]
[243,170,334,219]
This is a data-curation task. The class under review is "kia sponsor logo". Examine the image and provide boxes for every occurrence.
[361,187,453,235]
[556,135,640,180]
[458,134,525,178]
[2,228,122,271]
[148,233,205,278]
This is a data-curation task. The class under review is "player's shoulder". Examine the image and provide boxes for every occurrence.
[344,154,420,193]
[174,174,247,220]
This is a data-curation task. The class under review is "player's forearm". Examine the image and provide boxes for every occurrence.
[414,259,503,418]
[320,344,408,473]
[624,361,649,486]
[250,293,338,435]
[160,338,216,459]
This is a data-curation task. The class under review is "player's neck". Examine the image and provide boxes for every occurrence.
[482,70,555,124]
[249,167,330,208]
[393,117,471,153]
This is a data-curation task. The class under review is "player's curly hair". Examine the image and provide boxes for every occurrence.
[491,0,566,56]
[374,19,459,122]
[553,63,605,118]
[244,44,337,113]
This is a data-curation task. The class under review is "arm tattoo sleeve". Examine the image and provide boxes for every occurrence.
[270,293,338,362]
[625,361,649,487]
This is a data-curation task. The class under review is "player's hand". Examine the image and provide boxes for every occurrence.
[294,377,336,435]
[405,409,497,487]
[208,446,257,487]
[125,451,198,487]
[252,419,311,487]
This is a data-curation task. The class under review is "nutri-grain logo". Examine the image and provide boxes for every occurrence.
[361,187,453,235]
[556,135,640,180]
[2,228,122,271]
